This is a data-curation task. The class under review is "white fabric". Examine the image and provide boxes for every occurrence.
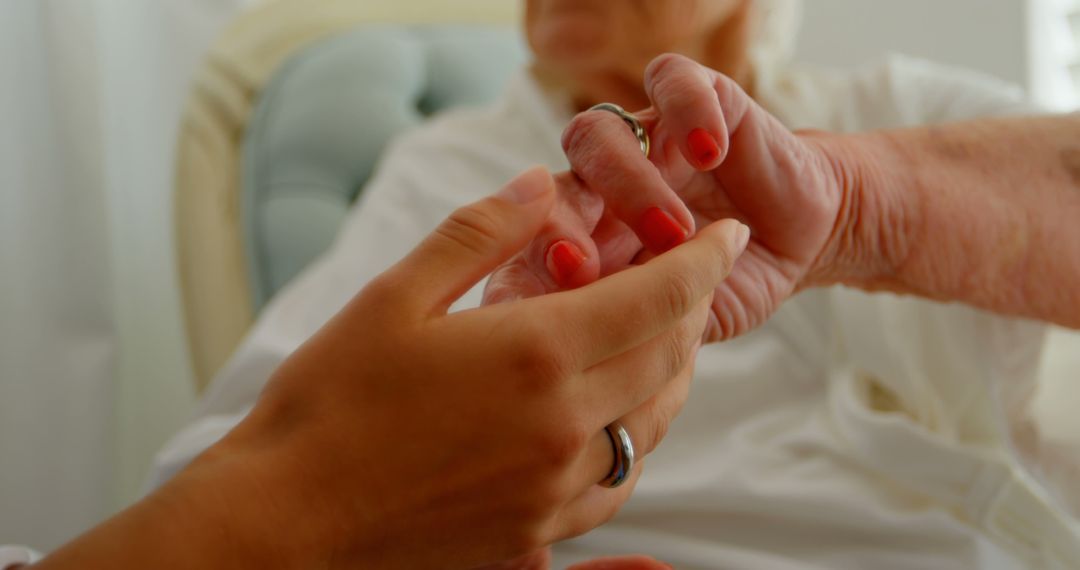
[151,55,1080,568]
[752,0,803,73]
[0,545,40,569]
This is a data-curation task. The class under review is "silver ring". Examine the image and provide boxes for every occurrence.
[589,102,650,158]
[600,422,635,488]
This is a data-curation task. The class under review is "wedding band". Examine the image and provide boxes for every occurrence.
[600,422,635,488]
[589,102,650,158]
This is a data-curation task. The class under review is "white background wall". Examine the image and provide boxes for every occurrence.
[794,0,1077,110]
[796,0,1029,84]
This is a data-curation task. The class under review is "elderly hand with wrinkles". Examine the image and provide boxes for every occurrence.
[488,53,1080,343]
[484,53,850,342]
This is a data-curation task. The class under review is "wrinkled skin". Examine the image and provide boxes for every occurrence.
[486,54,847,342]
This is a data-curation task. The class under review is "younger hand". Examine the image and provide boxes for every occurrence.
[165,167,747,569]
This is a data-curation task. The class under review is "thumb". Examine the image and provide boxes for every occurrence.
[389,166,556,316]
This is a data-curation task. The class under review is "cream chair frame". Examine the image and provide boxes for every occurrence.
[174,0,520,391]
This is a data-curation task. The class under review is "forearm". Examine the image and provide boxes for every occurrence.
[31,437,332,570]
[823,115,1080,328]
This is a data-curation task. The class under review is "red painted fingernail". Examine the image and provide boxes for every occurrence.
[687,128,721,167]
[546,240,586,286]
[640,207,688,253]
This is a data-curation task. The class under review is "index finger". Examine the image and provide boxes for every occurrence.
[546,217,749,367]
[560,110,695,255]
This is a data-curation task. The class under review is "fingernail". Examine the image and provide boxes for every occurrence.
[640,207,689,253]
[546,240,586,286]
[735,223,751,254]
[687,128,721,167]
[496,167,550,204]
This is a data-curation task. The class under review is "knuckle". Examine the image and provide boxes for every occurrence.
[359,273,403,309]
[510,321,573,395]
[536,421,590,468]
[435,202,504,257]
[712,71,742,100]
[561,111,609,155]
[561,112,648,191]
[644,401,673,455]
[713,237,738,274]
[505,519,550,556]
[660,269,699,320]
[515,346,564,395]
[657,73,698,106]
[711,72,752,123]
[704,304,730,344]
[645,54,699,101]
[643,52,685,86]
[524,478,570,520]
[561,114,635,184]
[661,321,695,378]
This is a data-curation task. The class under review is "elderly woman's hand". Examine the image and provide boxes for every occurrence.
[35,168,747,570]
[486,54,886,341]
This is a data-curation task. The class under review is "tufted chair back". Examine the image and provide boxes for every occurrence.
[175,0,524,391]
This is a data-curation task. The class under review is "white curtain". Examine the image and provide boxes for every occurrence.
[0,0,250,551]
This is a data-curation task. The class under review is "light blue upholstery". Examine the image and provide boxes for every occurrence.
[242,25,527,310]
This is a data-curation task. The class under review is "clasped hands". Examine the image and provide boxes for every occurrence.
[466,54,879,568]
[145,54,895,570]
[484,53,855,342]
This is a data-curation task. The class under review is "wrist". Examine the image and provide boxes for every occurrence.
[801,130,924,292]
[153,442,306,568]
[170,414,385,570]
[30,440,309,570]
[197,404,397,570]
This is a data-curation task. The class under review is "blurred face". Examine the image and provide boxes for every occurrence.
[526,0,746,79]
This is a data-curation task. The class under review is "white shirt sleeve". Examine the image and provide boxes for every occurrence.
[0,545,41,569]
[904,55,1035,117]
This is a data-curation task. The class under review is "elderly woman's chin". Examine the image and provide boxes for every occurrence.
[527,20,625,74]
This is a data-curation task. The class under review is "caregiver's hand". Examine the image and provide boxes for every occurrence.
[33,167,747,570]
[487,54,882,341]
